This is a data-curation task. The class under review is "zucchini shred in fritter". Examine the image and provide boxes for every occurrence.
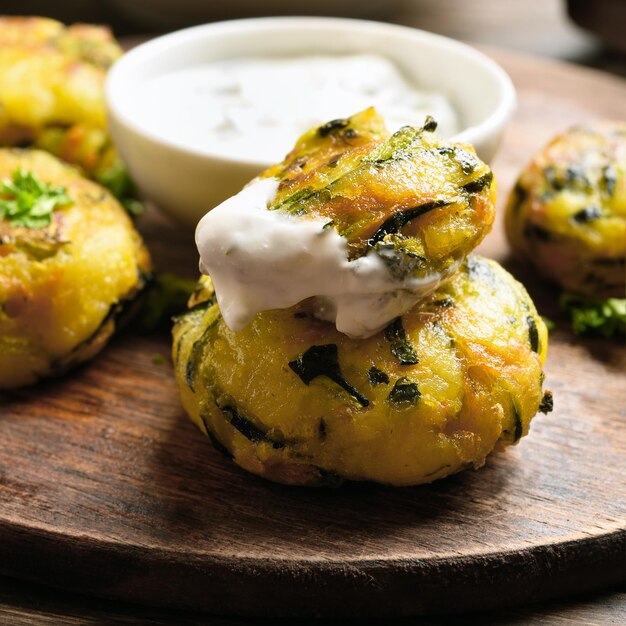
[263,108,496,283]
[173,258,549,487]
[0,149,150,388]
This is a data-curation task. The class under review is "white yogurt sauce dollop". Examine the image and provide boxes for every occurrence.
[132,54,459,163]
[196,178,450,339]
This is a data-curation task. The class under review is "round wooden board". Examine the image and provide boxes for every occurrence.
[0,48,624,618]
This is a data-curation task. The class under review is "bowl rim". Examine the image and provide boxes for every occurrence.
[106,15,516,168]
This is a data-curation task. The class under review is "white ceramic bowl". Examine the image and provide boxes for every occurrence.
[106,17,516,226]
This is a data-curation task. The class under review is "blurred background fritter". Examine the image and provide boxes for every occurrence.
[0,16,137,208]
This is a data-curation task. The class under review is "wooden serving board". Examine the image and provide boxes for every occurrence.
[0,49,624,618]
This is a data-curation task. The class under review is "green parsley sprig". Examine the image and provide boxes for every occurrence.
[560,292,626,338]
[0,168,73,229]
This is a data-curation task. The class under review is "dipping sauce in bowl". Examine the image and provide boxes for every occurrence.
[126,54,460,163]
[107,17,515,225]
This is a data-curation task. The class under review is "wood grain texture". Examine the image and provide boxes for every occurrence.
[0,575,624,625]
[0,49,625,618]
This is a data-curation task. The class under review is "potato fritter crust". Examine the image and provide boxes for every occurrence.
[173,257,548,487]
[262,108,496,282]
[505,122,626,298]
[0,149,151,388]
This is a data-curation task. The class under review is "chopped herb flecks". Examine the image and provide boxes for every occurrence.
[0,168,73,229]
[539,390,554,414]
[221,404,268,444]
[573,205,601,223]
[527,315,540,353]
[602,165,617,197]
[422,115,438,133]
[461,171,493,194]
[318,118,349,137]
[369,200,450,245]
[433,297,454,308]
[289,344,369,407]
[384,318,419,365]
[388,377,420,405]
[186,321,216,392]
[512,404,523,442]
[368,366,390,386]
[217,402,284,449]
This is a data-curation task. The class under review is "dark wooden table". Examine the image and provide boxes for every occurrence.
[0,575,624,624]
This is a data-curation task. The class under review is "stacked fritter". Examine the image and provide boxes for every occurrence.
[173,109,552,486]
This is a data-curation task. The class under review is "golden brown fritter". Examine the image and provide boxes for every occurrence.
[0,149,150,389]
[173,257,549,487]
[262,108,496,283]
[506,122,626,298]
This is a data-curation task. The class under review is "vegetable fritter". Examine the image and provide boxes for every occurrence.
[173,257,549,487]
[0,149,150,389]
[262,108,496,282]
[505,122,626,298]
[0,16,136,206]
